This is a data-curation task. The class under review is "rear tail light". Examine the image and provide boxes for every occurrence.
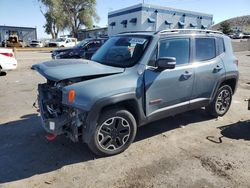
[234,59,239,67]
[0,52,14,57]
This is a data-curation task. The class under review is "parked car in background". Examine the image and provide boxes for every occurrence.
[51,38,107,59]
[0,48,17,73]
[43,39,53,47]
[48,37,77,48]
[29,40,44,47]
[229,33,243,39]
[230,32,250,39]
[32,29,238,156]
[242,32,250,39]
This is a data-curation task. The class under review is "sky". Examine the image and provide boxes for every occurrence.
[0,0,249,39]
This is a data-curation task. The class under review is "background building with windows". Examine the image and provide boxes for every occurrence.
[77,27,108,40]
[108,3,213,36]
[0,25,37,43]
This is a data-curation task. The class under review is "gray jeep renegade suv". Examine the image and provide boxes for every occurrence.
[32,29,239,156]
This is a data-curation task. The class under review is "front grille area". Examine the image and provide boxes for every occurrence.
[37,82,86,139]
[38,83,63,119]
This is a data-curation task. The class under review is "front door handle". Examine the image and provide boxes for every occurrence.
[182,71,193,80]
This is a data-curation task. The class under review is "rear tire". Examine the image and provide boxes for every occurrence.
[206,85,233,118]
[87,108,137,156]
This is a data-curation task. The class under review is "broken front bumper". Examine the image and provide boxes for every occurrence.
[38,83,71,135]
[37,83,87,142]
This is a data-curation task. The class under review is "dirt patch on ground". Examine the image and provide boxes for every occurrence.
[115,158,178,188]
[196,156,234,179]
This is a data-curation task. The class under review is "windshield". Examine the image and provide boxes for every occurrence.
[91,36,150,68]
[56,38,66,42]
[76,40,88,47]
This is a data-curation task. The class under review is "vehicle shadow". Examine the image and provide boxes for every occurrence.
[206,120,250,144]
[0,109,212,183]
[0,114,95,183]
[219,120,250,141]
[136,109,212,141]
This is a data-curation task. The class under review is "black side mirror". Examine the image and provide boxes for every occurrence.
[156,57,176,71]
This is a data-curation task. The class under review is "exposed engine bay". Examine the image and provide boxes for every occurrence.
[37,78,87,142]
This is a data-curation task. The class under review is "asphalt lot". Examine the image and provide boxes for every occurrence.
[0,51,250,188]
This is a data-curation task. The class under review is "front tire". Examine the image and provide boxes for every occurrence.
[87,108,137,156]
[206,85,233,118]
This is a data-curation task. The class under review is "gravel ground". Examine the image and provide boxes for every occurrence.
[0,51,250,188]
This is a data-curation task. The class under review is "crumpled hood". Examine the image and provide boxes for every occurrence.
[32,59,125,82]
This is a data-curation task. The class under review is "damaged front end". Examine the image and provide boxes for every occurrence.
[37,80,86,142]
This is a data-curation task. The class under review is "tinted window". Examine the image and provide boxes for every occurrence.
[217,37,225,55]
[195,38,216,61]
[159,38,190,65]
[88,41,101,49]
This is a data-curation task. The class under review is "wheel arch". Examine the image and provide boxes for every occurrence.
[211,74,238,102]
[219,78,237,94]
[82,93,146,143]
[100,99,142,125]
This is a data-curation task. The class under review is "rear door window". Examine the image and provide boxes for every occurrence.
[195,38,216,61]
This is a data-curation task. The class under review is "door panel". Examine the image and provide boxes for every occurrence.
[191,38,226,100]
[144,37,194,116]
[144,66,194,116]
[191,58,225,100]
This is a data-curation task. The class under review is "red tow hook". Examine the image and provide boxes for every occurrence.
[37,109,40,113]
[46,134,57,141]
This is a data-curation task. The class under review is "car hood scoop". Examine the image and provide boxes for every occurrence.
[32,59,124,82]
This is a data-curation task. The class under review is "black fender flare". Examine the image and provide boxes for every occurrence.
[210,73,239,103]
[82,92,146,143]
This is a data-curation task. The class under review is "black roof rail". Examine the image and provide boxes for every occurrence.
[155,29,223,35]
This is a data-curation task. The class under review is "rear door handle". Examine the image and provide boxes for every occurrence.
[214,65,223,71]
[182,71,193,80]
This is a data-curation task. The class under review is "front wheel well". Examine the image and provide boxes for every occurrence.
[100,100,141,125]
[220,78,237,94]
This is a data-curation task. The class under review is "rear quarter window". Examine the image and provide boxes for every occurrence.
[217,37,225,55]
[195,38,216,61]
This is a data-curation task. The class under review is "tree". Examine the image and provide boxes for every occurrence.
[220,21,232,35]
[61,0,99,38]
[39,0,99,39]
[39,0,66,39]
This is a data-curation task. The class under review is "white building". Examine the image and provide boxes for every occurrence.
[108,3,213,36]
